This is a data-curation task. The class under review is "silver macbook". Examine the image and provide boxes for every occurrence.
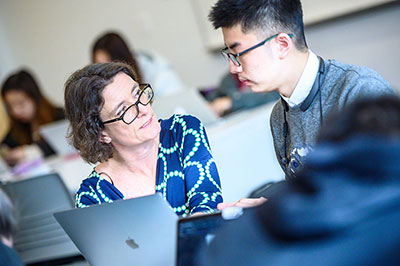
[152,88,219,126]
[54,194,178,266]
[39,119,77,156]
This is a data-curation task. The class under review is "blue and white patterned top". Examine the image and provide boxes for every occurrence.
[75,115,223,216]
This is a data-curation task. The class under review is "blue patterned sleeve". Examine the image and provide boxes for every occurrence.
[178,115,223,214]
[75,181,101,208]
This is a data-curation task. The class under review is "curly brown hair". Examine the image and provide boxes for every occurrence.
[64,62,136,164]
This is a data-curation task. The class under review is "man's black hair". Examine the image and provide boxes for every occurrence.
[209,0,307,51]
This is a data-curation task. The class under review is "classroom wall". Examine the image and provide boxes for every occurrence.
[0,0,228,106]
[0,1,399,107]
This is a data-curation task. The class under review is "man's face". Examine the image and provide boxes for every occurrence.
[222,24,281,93]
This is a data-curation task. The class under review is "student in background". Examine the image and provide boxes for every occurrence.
[200,96,400,266]
[64,62,222,215]
[92,31,184,98]
[0,70,64,166]
[0,188,23,265]
[208,72,280,117]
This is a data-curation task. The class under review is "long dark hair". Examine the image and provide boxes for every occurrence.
[1,69,61,145]
[92,32,143,84]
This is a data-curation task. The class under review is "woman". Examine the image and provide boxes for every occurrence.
[64,62,222,216]
[1,70,64,166]
[92,31,184,97]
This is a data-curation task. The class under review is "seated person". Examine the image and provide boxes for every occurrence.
[1,69,64,166]
[92,31,184,98]
[64,62,223,216]
[208,73,280,116]
[199,95,400,265]
[0,188,23,265]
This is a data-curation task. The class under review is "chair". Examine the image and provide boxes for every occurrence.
[1,173,83,265]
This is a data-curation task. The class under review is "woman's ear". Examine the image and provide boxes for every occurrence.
[99,132,112,144]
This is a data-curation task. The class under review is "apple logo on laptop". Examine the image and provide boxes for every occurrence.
[125,237,140,249]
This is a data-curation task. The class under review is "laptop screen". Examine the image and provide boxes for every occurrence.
[177,212,225,266]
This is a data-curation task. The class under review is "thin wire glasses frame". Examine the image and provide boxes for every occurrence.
[221,33,294,67]
[102,83,154,125]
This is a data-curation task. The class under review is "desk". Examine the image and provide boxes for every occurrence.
[207,102,284,202]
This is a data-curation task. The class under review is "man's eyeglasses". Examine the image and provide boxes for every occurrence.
[102,83,154,125]
[221,33,294,67]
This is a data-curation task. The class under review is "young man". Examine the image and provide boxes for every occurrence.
[209,0,395,181]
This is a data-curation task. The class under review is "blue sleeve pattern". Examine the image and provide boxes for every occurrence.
[157,115,223,216]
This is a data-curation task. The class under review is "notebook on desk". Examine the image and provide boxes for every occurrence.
[54,193,225,266]
[39,119,77,156]
[152,88,219,126]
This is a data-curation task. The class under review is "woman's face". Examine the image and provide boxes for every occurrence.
[99,72,160,149]
[4,90,36,123]
[93,49,111,63]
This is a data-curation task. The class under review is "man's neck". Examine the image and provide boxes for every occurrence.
[279,50,310,98]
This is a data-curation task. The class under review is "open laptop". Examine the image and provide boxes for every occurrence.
[54,193,227,266]
[152,88,219,126]
[39,119,77,156]
[54,194,178,266]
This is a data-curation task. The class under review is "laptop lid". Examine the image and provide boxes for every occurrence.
[54,193,178,266]
[151,88,219,126]
[39,120,77,156]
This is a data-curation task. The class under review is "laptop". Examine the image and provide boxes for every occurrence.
[54,193,227,266]
[152,88,219,126]
[54,194,178,266]
[39,119,77,156]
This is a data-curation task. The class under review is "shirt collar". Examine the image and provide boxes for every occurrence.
[281,50,320,108]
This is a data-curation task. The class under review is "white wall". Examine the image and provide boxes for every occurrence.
[306,3,400,90]
[0,1,399,106]
[0,0,228,105]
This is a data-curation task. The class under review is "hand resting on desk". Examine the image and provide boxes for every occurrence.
[217,197,267,210]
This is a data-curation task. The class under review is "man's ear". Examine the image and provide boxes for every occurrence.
[99,131,112,144]
[275,33,293,60]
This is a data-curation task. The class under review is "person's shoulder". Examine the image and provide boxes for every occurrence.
[161,114,203,131]
[326,59,390,85]
[76,170,100,193]
[324,59,395,101]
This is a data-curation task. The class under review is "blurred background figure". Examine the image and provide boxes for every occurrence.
[206,72,280,117]
[0,69,64,166]
[200,95,400,266]
[0,188,23,265]
[92,31,185,98]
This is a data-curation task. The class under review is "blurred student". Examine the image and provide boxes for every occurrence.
[0,188,23,265]
[92,31,184,98]
[208,72,280,116]
[200,95,400,266]
[0,70,64,166]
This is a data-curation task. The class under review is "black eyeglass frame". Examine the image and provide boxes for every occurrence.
[101,83,154,125]
[221,33,294,67]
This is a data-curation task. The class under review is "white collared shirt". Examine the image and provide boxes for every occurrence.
[281,50,320,107]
